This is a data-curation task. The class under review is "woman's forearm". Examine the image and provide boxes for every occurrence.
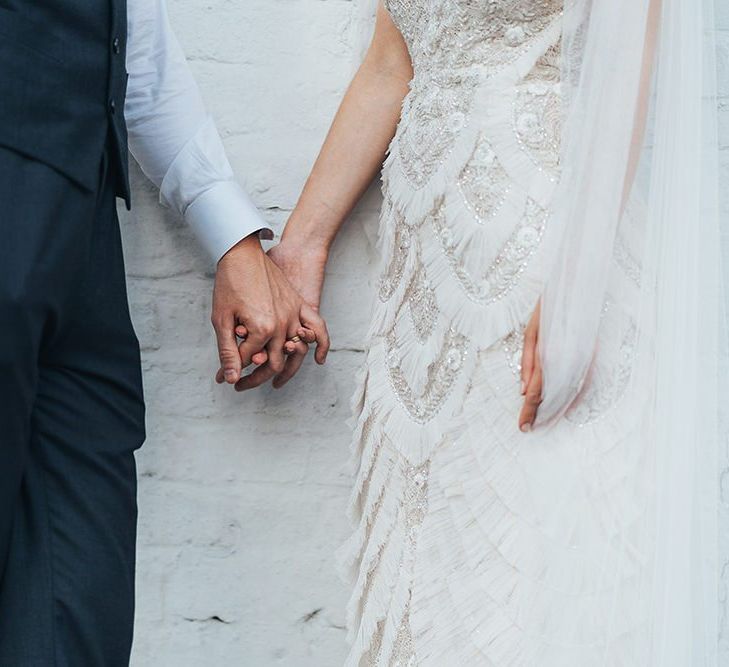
[281,5,412,253]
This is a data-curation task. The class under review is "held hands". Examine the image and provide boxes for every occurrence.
[211,235,329,392]
[264,239,330,387]
[213,233,544,415]
[518,300,542,433]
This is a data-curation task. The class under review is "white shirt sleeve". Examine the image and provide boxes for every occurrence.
[124,0,273,262]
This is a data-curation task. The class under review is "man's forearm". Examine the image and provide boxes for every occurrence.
[126,0,271,262]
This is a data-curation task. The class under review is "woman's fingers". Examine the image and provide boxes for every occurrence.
[273,340,310,389]
[518,301,542,431]
[520,328,536,396]
[301,304,330,364]
[235,318,311,391]
[520,303,541,395]
[275,321,312,388]
[518,355,543,432]
[296,327,317,345]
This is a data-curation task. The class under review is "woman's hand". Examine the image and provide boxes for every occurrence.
[518,300,542,432]
[266,239,330,387]
[267,241,328,313]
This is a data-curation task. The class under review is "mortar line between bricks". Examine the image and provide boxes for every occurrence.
[137,476,350,490]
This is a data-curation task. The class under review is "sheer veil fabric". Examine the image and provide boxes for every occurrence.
[538,0,726,663]
[352,0,727,663]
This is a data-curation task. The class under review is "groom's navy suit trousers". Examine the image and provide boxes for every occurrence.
[0,1,145,665]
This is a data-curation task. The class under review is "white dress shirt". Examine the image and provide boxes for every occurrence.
[124,0,273,262]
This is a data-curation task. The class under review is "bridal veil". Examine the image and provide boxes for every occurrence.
[537,0,726,663]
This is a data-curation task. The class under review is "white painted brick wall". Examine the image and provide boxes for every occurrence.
[122,3,729,665]
[123,2,368,665]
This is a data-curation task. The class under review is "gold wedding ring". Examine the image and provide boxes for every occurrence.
[288,335,302,344]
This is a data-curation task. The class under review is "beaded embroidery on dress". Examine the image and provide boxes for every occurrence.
[339,1,652,665]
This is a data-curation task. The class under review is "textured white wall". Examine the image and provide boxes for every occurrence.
[719,4,729,289]
[123,3,729,666]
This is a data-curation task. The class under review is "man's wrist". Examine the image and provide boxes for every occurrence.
[218,232,265,267]
[183,181,273,263]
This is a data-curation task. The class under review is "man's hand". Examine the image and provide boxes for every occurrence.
[518,300,542,433]
[211,235,329,391]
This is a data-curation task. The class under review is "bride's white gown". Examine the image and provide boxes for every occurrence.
[339,1,656,665]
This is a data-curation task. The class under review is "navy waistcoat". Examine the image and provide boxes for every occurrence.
[0,0,130,204]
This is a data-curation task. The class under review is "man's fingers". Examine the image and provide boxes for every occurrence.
[273,341,309,389]
[213,313,242,384]
[301,304,330,364]
[235,325,248,339]
[216,346,267,382]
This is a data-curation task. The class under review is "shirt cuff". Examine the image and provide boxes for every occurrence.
[184,181,274,262]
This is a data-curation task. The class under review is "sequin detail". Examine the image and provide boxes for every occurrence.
[501,326,527,375]
[458,136,512,223]
[397,72,478,189]
[387,0,562,191]
[406,269,439,342]
[389,612,417,667]
[433,197,548,304]
[514,42,561,179]
[386,328,469,423]
[386,0,563,76]
[388,461,430,667]
[403,460,430,544]
[379,204,413,302]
